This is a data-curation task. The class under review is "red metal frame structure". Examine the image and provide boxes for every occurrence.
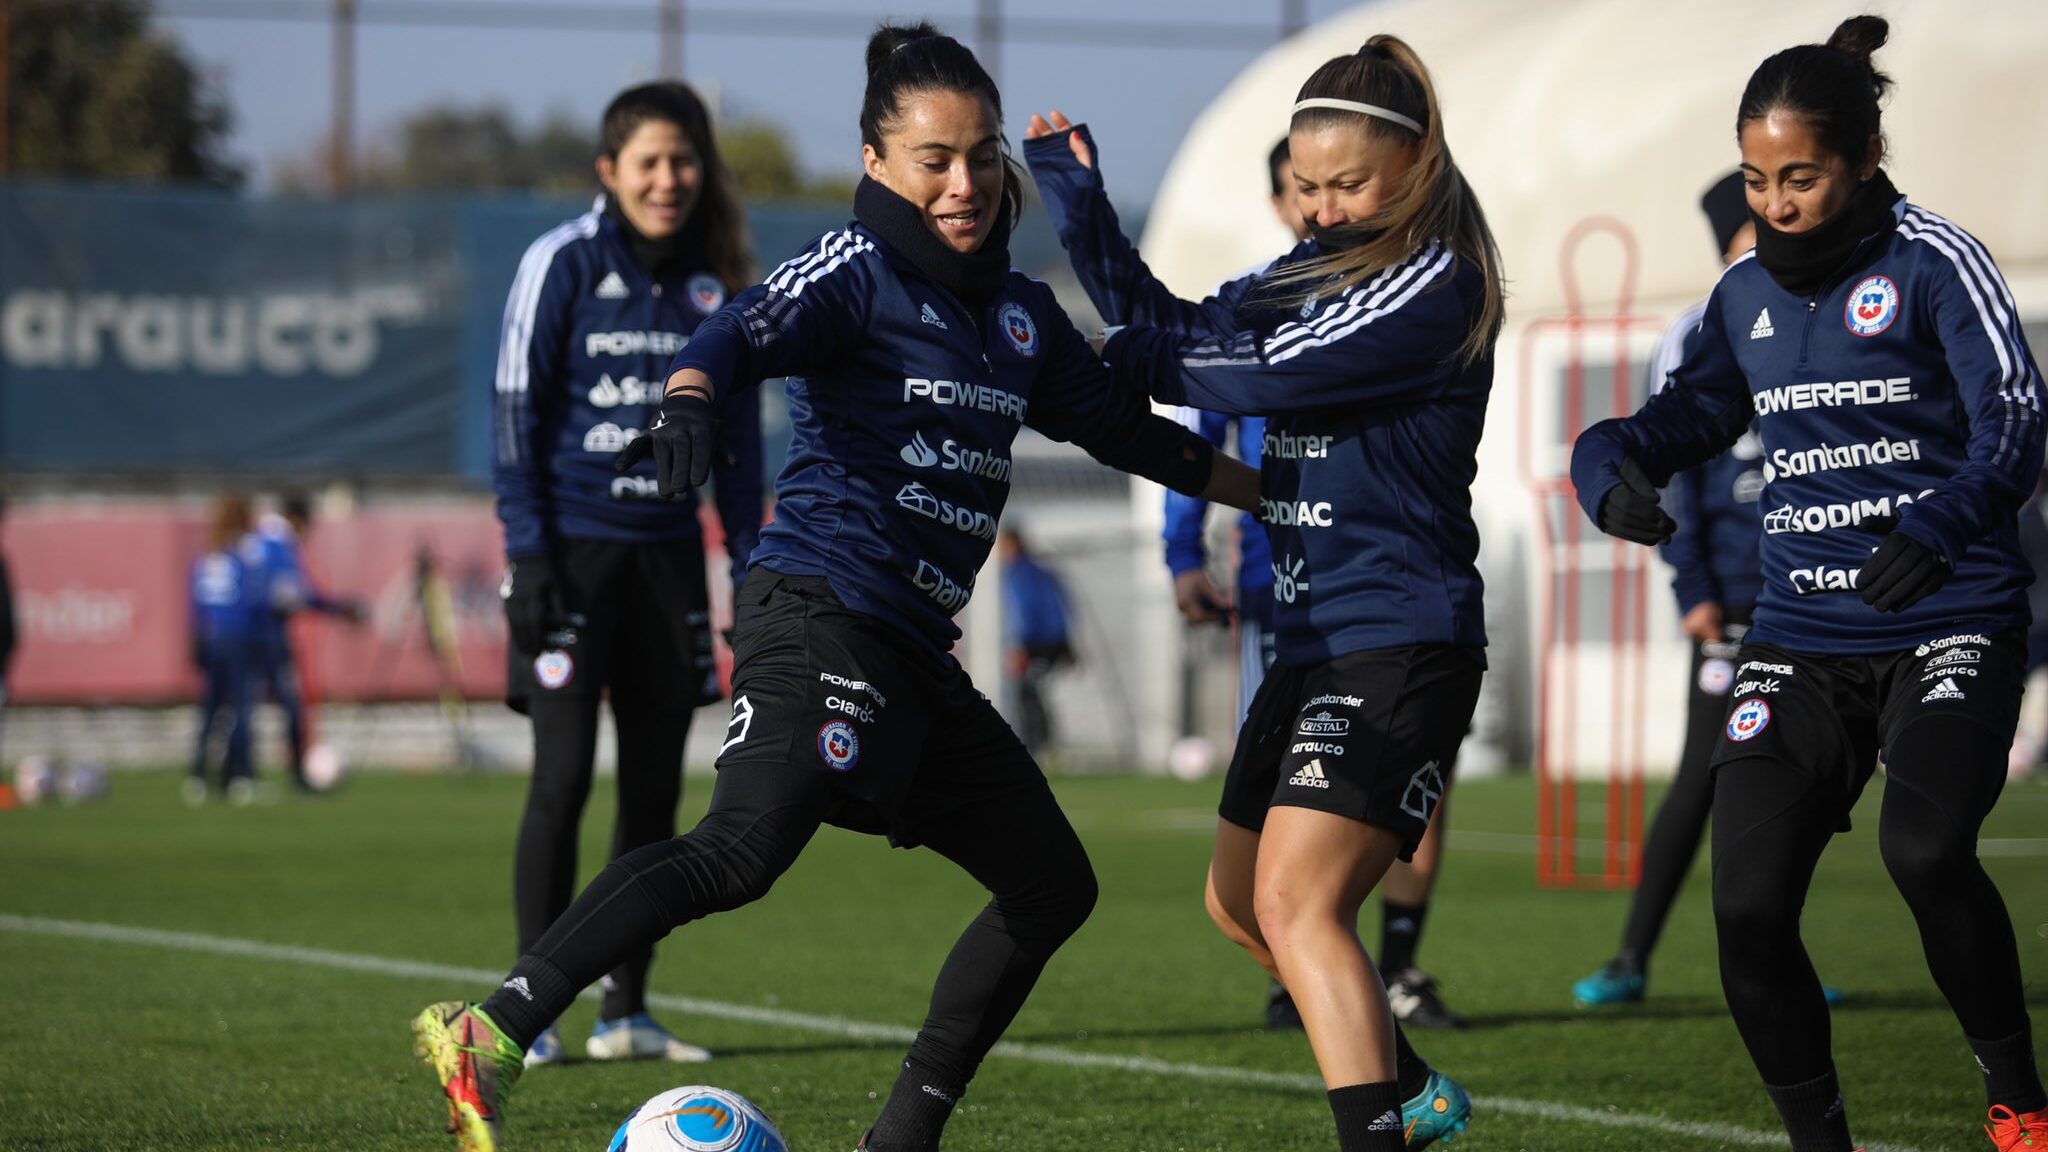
[1516,217,1665,889]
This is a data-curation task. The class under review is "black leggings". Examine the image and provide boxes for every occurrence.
[1712,712,2025,1085]
[488,749,1098,1091]
[515,691,688,1021]
[1617,615,1750,965]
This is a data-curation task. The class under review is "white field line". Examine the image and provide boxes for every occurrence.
[0,913,1934,1152]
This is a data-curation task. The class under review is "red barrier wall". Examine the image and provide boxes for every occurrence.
[1,501,736,705]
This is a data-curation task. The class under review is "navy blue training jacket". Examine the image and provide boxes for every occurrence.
[667,222,1216,654]
[1028,127,1491,667]
[1574,197,2043,653]
[492,200,763,567]
[1164,408,1271,593]
[1651,299,1766,616]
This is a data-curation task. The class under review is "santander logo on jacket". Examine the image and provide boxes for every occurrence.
[1575,197,2044,653]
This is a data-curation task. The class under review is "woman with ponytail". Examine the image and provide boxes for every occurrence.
[1572,17,2045,1152]
[412,22,1258,1152]
[1027,34,1500,1152]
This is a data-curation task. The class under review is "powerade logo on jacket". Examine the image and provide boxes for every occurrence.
[903,377,1028,420]
[1752,376,1914,415]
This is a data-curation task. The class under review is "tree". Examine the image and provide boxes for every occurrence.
[7,0,242,186]
[721,119,854,205]
[345,105,595,196]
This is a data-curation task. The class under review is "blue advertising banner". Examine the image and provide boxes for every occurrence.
[0,183,469,475]
[0,184,1077,480]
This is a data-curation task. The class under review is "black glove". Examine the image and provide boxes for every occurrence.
[614,389,717,497]
[1857,533,1951,613]
[501,553,564,654]
[1595,457,1676,545]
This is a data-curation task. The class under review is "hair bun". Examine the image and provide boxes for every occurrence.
[1825,15,1888,67]
[866,21,942,78]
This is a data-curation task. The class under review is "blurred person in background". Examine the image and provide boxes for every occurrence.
[248,492,364,794]
[488,81,764,1069]
[187,495,259,806]
[1028,29,1504,1149]
[1573,173,1850,1009]
[1573,18,2045,1151]
[1169,138,1469,1035]
[996,527,1073,756]
[415,25,1257,1152]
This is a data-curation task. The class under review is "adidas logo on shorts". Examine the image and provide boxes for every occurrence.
[1921,676,1967,703]
[1286,759,1331,790]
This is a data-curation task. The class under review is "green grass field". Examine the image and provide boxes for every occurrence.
[2,768,2044,1151]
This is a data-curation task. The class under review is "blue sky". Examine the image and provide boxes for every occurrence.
[157,0,1366,202]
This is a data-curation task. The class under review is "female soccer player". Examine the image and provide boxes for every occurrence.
[1027,33,1500,1152]
[489,81,763,1069]
[186,495,258,805]
[1572,17,2045,1151]
[415,23,1257,1152]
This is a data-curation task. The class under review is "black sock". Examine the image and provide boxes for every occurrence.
[1970,1026,2048,1113]
[1380,899,1428,974]
[1328,1081,1405,1152]
[865,1058,962,1152]
[1763,1069,1853,1152]
[1392,1022,1430,1100]
[478,954,579,1051]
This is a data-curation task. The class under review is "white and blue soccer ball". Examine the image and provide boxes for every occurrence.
[607,1085,788,1152]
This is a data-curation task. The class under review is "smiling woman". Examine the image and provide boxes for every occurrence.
[482,78,766,1081]
[1571,16,2048,1152]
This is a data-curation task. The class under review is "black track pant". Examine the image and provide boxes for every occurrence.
[1618,608,1751,966]
[516,693,688,1020]
[1708,636,2033,1092]
[507,537,714,1024]
[486,571,1098,1103]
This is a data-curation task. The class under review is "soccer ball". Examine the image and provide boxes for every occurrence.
[607,1086,788,1152]
[303,742,347,792]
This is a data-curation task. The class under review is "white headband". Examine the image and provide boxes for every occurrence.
[1292,97,1424,135]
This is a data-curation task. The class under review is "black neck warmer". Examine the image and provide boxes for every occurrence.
[603,193,699,278]
[1751,169,1899,296]
[854,176,1014,308]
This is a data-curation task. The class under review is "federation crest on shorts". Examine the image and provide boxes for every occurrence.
[1698,657,1735,696]
[996,301,1038,357]
[817,720,860,771]
[687,272,726,314]
[534,649,574,691]
[1726,697,1771,742]
[1844,274,1899,337]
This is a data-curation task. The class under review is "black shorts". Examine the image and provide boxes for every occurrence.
[505,537,716,712]
[1218,644,1485,859]
[1709,630,2025,828]
[712,569,1049,847]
